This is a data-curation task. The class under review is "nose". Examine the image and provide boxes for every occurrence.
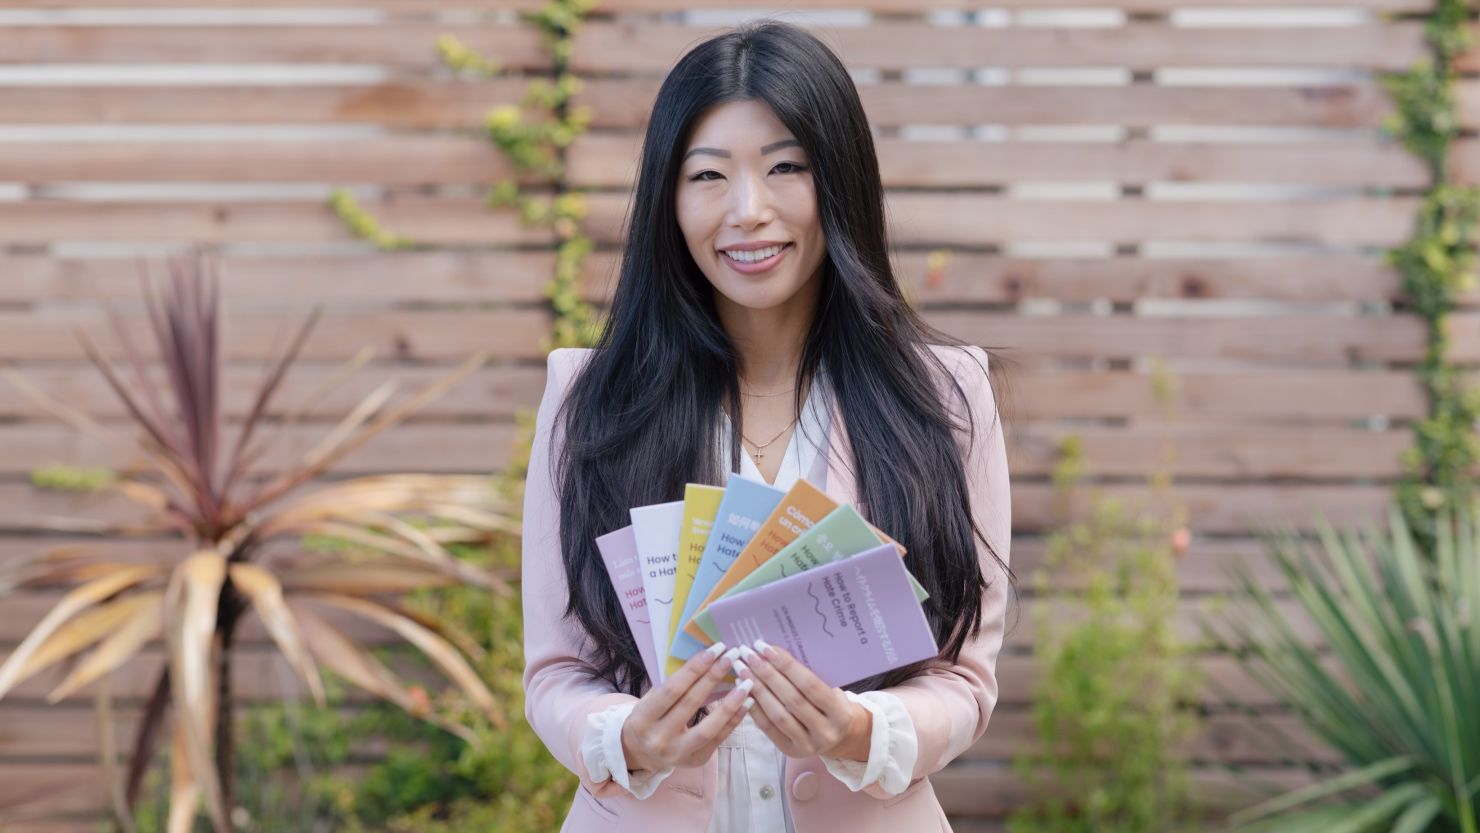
[727,170,776,229]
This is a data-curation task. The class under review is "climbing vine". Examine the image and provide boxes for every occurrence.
[332,0,603,351]
[1381,0,1480,553]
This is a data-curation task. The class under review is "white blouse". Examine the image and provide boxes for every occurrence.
[579,365,921,832]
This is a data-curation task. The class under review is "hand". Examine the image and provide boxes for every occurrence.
[734,639,872,761]
[619,642,755,773]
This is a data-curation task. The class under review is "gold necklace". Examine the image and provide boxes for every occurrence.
[741,416,798,462]
[741,385,797,399]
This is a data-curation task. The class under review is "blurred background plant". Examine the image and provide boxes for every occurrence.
[0,250,514,833]
[1207,502,1479,833]
[1008,357,1204,833]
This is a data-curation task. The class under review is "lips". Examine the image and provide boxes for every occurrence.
[719,243,792,274]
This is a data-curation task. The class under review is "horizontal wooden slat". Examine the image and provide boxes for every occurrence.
[0,22,1424,70]
[0,363,548,421]
[931,312,1431,363]
[1,308,1457,364]
[1012,481,1393,534]
[0,196,556,245]
[0,702,1334,766]
[1008,369,1425,420]
[0,24,548,69]
[931,763,1323,818]
[0,252,573,305]
[569,136,1425,188]
[0,82,1399,129]
[0,252,1418,307]
[1008,424,1410,478]
[966,709,1339,766]
[571,22,1427,72]
[900,253,1404,304]
[0,423,520,475]
[0,480,1400,535]
[0,533,1288,595]
[0,193,1419,246]
[0,363,1426,422]
[0,136,1425,188]
[0,308,551,361]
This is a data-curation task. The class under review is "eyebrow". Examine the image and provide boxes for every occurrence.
[682,138,801,162]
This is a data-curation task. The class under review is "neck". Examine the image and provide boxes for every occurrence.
[714,278,821,394]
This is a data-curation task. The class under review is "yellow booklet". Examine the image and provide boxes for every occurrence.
[664,483,724,674]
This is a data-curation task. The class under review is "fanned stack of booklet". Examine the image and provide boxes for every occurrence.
[595,474,938,691]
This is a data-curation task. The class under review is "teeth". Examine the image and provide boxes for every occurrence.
[723,244,784,263]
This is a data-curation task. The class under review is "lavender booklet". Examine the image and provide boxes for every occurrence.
[704,542,937,688]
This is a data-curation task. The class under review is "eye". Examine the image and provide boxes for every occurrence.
[688,170,723,182]
[773,162,809,174]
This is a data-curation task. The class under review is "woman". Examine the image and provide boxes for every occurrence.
[521,20,1014,833]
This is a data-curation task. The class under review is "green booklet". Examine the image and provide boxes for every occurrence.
[690,504,928,641]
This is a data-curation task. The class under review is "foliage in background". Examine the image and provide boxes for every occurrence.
[1381,0,1480,554]
[1210,501,1480,833]
[0,254,511,833]
[1008,359,1204,833]
[332,0,601,352]
[295,3,605,830]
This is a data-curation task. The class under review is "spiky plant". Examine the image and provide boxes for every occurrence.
[0,249,516,833]
[1212,501,1480,833]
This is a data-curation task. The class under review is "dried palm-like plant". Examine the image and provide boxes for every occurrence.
[0,250,515,833]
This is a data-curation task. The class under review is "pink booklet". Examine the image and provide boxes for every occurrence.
[595,524,663,687]
[704,542,937,688]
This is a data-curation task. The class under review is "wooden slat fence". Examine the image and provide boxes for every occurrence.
[0,1,1471,829]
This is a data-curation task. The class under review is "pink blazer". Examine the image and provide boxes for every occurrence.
[521,345,1013,833]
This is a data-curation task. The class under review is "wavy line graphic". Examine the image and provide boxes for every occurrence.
[806,583,833,638]
[654,597,672,605]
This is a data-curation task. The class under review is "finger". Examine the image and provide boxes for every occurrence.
[739,643,827,729]
[661,644,739,725]
[737,661,811,746]
[638,641,728,719]
[755,639,844,714]
[681,679,754,758]
[744,693,794,753]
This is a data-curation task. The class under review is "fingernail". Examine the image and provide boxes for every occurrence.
[722,646,741,663]
[753,638,774,658]
[730,658,748,678]
[704,641,727,659]
[738,644,760,662]
[737,678,754,694]
[742,697,754,711]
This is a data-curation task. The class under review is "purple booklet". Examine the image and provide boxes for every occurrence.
[705,542,937,688]
[595,524,663,687]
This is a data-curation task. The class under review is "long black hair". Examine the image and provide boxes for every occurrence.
[553,20,1014,698]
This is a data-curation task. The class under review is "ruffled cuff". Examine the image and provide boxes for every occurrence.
[581,700,675,799]
[819,690,918,796]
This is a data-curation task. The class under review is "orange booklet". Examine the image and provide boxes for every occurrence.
[681,478,903,644]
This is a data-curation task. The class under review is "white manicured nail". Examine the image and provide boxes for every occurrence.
[722,646,741,663]
[731,658,748,677]
[704,641,727,658]
[742,697,754,710]
[738,644,760,661]
[737,678,754,694]
[753,638,774,654]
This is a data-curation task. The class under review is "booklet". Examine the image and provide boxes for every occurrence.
[667,474,786,668]
[594,524,664,687]
[689,503,927,643]
[665,484,725,676]
[629,499,684,683]
[682,478,903,645]
[705,542,938,688]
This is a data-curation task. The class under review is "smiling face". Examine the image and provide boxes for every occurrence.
[675,99,827,319]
